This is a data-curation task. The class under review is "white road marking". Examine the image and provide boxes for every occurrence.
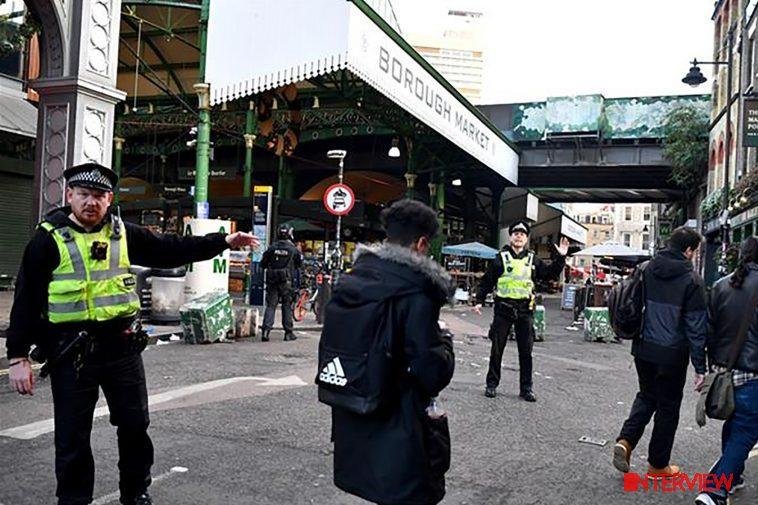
[749,444,758,459]
[91,466,187,505]
[532,352,616,371]
[0,375,307,440]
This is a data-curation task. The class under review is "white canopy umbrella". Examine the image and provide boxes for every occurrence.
[573,241,650,267]
[573,242,650,258]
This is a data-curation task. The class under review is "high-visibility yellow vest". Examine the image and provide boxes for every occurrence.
[40,216,140,324]
[495,250,535,300]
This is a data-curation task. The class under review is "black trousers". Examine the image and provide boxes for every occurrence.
[262,281,294,333]
[486,307,534,392]
[618,357,688,469]
[51,348,152,505]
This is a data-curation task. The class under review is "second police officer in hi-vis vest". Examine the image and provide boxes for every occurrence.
[474,220,569,402]
[260,224,303,342]
[5,163,259,505]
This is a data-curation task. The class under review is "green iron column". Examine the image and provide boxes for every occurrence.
[436,169,446,244]
[243,101,256,197]
[112,136,124,204]
[193,0,211,218]
[429,169,446,261]
[404,138,417,199]
[193,83,211,217]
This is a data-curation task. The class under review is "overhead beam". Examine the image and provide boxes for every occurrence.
[122,16,189,95]
[121,1,202,10]
[120,11,201,51]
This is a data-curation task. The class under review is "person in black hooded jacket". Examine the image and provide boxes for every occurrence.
[327,199,455,505]
[613,227,707,479]
[695,237,758,505]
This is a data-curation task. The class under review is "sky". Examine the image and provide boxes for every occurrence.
[391,0,716,104]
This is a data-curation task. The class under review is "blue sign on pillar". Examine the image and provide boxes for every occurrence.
[249,186,273,306]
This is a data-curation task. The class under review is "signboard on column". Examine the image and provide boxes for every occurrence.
[743,99,758,147]
[184,218,231,300]
[250,185,273,306]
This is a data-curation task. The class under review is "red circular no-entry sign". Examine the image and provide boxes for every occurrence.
[323,183,355,216]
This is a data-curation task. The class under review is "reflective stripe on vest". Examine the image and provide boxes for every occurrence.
[41,217,140,323]
[495,251,535,300]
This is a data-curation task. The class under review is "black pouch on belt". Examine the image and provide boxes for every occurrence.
[122,319,149,354]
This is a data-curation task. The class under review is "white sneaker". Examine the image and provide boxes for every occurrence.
[729,476,745,494]
[694,492,727,505]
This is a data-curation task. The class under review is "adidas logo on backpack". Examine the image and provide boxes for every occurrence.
[319,357,348,386]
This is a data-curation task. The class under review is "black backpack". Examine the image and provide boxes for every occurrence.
[316,278,395,415]
[607,262,649,340]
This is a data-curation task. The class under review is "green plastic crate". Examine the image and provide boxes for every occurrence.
[533,305,546,339]
[583,307,616,342]
[180,291,234,344]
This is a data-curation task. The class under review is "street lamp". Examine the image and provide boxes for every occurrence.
[452,178,462,186]
[327,149,347,273]
[682,26,734,254]
[681,62,708,87]
[388,137,401,158]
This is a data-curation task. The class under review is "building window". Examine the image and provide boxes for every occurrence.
[605,231,611,240]
[624,207,632,221]
[643,207,651,222]
[642,233,650,251]
[623,233,631,247]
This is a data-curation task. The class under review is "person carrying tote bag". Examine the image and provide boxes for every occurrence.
[695,237,758,505]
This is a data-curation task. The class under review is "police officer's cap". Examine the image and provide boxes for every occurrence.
[63,163,118,192]
[508,220,530,236]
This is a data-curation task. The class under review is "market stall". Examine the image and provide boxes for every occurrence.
[568,242,649,342]
[441,242,498,305]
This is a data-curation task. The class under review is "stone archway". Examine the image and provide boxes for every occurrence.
[23,0,125,218]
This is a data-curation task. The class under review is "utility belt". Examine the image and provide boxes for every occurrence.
[267,268,292,285]
[494,296,536,319]
[32,318,148,377]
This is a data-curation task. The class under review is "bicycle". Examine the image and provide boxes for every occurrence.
[292,259,331,323]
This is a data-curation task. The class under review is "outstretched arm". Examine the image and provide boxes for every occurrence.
[126,222,259,268]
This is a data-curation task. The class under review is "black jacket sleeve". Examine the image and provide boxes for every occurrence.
[402,295,455,397]
[476,258,504,304]
[260,246,273,269]
[534,252,566,282]
[125,222,229,268]
[684,274,708,374]
[6,229,59,359]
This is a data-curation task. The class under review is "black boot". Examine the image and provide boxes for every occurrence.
[284,332,297,341]
[135,494,153,505]
[120,492,152,505]
[484,386,497,398]
[519,390,537,402]
[261,329,270,342]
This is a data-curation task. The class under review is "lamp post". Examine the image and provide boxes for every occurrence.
[327,149,347,273]
[682,25,734,263]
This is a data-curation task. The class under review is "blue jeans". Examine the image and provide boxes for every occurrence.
[708,379,758,497]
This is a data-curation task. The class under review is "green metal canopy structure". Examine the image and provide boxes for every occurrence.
[108,0,520,252]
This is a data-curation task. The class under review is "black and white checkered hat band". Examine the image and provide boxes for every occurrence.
[67,169,113,190]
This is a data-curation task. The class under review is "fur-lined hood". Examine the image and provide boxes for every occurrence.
[352,242,454,301]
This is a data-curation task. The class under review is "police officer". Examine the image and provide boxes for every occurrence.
[260,224,302,342]
[6,163,259,505]
[474,220,569,402]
